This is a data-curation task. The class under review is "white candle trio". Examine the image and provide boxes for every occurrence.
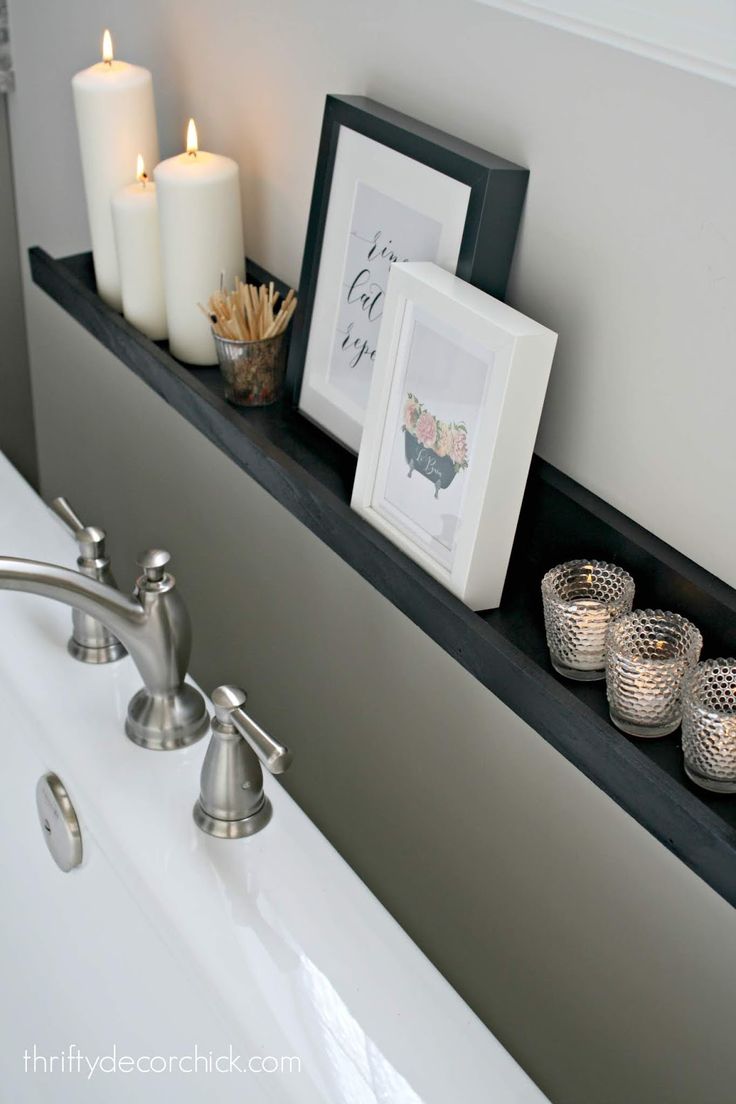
[72,31,244,364]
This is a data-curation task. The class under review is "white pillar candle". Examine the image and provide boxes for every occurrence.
[72,30,159,310]
[154,119,244,365]
[111,156,167,340]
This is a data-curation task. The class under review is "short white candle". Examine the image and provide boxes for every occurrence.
[72,30,159,309]
[111,156,167,340]
[154,119,245,364]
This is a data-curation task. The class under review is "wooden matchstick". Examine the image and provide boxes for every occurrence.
[205,280,298,342]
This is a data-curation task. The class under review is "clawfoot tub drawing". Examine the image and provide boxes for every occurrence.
[404,430,457,499]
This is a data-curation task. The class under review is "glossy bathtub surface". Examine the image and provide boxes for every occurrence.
[0,452,547,1103]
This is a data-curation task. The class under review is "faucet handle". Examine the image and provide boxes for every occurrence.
[50,496,106,560]
[193,684,291,839]
[51,495,85,535]
[211,685,292,775]
[137,549,171,586]
[48,496,125,664]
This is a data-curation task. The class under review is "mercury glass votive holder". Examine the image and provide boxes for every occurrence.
[213,329,287,407]
[541,560,635,681]
[682,660,736,792]
[605,610,703,738]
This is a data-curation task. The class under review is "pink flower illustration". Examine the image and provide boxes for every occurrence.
[435,422,453,458]
[450,428,468,468]
[404,396,421,430]
[415,412,438,449]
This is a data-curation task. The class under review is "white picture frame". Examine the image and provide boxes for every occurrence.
[352,262,557,611]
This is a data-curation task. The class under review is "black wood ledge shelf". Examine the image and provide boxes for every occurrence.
[30,246,736,908]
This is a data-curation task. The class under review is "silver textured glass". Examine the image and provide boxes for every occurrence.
[682,660,736,792]
[213,330,287,407]
[541,560,635,681]
[606,610,703,738]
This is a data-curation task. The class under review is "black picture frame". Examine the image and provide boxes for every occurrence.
[285,95,530,424]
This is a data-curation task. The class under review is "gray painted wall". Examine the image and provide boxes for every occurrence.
[0,96,36,485]
[5,2,736,1101]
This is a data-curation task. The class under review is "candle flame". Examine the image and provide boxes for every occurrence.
[186,118,198,157]
[102,29,113,65]
[136,154,148,185]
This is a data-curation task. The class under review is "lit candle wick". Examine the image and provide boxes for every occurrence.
[136,153,149,188]
[102,29,114,68]
[186,118,198,159]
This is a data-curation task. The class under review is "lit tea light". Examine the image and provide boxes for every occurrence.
[683,659,736,792]
[566,598,609,670]
[606,610,702,738]
[542,560,635,682]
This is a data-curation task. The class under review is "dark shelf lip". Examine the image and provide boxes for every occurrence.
[538,462,736,618]
[29,245,736,909]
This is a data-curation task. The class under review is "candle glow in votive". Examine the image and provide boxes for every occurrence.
[542,560,635,682]
[605,610,703,738]
[682,659,736,792]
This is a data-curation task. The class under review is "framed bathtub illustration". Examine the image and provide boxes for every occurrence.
[352,262,557,611]
[286,95,529,453]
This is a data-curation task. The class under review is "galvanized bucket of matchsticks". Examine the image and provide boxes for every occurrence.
[212,329,288,407]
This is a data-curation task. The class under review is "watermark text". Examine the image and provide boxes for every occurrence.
[23,1044,301,1080]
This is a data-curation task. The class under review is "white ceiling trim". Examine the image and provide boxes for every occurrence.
[474,0,736,87]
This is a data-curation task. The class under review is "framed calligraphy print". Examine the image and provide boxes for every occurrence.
[286,95,529,453]
[352,263,557,611]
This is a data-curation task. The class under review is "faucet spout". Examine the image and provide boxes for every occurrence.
[0,557,145,639]
[0,555,209,751]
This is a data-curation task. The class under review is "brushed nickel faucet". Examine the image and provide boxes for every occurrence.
[49,495,126,664]
[0,548,209,750]
[194,685,292,838]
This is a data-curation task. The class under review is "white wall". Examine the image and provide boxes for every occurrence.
[5,2,736,1102]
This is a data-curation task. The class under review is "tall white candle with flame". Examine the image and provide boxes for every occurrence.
[111,156,167,340]
[72,30,159,309]
[154,119,244,364]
